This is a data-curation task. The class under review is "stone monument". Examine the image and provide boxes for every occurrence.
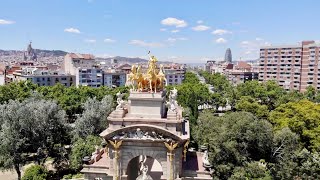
[81,52,212,180]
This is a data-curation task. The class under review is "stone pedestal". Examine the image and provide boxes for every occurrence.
[128,92,165,118]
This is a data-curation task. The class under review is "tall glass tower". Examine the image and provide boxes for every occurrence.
[224,48,232,63]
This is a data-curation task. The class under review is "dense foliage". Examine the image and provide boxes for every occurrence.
[73,95,113,139]
[0,82,126,179]
[1,70,320,179]
[0,96,68,180]
[189,70,320,179]
[69,135,102,170]
[22,165,48,180]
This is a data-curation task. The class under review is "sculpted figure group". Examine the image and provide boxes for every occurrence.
[128,53,167,93]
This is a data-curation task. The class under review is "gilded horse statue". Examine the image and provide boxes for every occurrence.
[136,65,147,91]
[128,65,137,90]
[156,64,167,89]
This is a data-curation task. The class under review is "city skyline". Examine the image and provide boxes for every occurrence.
[1,0,320,63]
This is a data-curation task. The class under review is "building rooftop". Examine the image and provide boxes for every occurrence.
[67,53,95,60]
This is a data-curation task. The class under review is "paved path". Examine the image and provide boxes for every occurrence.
[0,171,18,180]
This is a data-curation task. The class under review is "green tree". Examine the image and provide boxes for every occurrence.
[0,97,68,180]
[0,81,37,104]
[268,128,300,179]
[269,100,320,151]
[230,161,272,180]
[193,111,274,179]
[73,95,113,139]
[22,165,48,180]
[69,135,102,170]
[304,85,317,102]
[236,96,269,119]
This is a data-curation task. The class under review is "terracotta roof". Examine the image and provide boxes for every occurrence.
[67,53,95,60]
[237,61,251,69]
[225,63,233,69]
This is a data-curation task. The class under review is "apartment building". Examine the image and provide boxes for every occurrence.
[63,53,103,87]
[163,64,186,85]
[11,67,75,87]
[259,40,320,92]
[103,69,126,88]
[225,61,258,85]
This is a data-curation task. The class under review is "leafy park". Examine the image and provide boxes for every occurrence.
[0,71,320,179]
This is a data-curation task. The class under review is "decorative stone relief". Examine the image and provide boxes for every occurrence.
[111,128,175,142]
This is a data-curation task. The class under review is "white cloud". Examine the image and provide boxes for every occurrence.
[160,28,167,32]
[104,38,116,43]
[212,29,232,35]
[96,54,114,58]
[161,17,187,28]
[239,39,272,60]
[84,39,96,43]
[192,25,210,31]
[166,38,177,43]
[264,42,271,46]
[171,29,180,33]
[178,37,188,41]
[215,38,227,44]
[166,37,188,43]
[241,41,250,45]
[128,40,164,47]
[245,51,252,55]
[197,20,203,24]
[0,19,15,25]
[64,28,81,34]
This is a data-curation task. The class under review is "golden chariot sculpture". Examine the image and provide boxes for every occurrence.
[128,52,167,93]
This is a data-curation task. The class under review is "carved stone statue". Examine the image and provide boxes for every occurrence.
[166,88,178,112]
[91,146,100,162]
[136,155,153,180]
[160,89,168,118]
[202,150,211,167]
[116,92,125,110]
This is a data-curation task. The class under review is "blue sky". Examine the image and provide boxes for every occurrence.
[1,0,320,63]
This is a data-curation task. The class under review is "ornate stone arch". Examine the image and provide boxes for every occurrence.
[121,148,167,178]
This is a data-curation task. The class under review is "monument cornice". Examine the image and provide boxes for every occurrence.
[100,124,183,142]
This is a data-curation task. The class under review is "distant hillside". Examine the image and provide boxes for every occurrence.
[0,49,171,64]
[96,56,148,64]
[0,49,67,57]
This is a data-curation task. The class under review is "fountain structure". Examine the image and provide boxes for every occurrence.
[81,53,212,180]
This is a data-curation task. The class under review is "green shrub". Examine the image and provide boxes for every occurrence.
[62,173,83,179]
[63,174,73,179]
[73,173,84,178]
[22,165,48,180]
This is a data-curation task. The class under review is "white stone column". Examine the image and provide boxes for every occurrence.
[167,152,175,180]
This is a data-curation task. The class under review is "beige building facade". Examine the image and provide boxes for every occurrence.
[259,40,320,92]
